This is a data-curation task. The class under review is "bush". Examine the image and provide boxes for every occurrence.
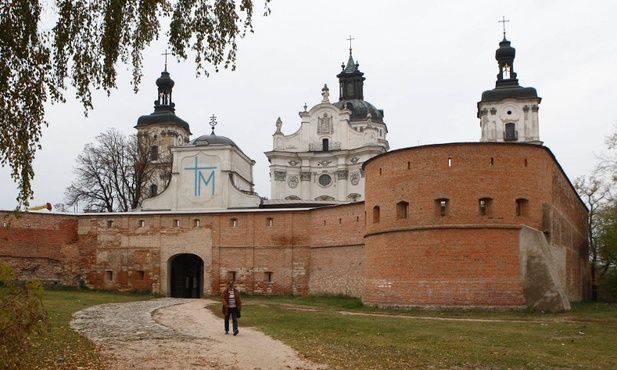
[0,261,50,369]
[597,268,617,302]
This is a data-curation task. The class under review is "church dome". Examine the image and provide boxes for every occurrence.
[334,99,384,123]
[156,71,175,89]
[495,37,516,60]
[189,133,238,147]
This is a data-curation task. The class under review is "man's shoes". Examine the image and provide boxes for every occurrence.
[225,331,229,335]
[233,330,239,336]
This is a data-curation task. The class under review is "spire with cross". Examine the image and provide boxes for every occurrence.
[162,49,171,72]
[498,16,510,38]
[347,35,355,55]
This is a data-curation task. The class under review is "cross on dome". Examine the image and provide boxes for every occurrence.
[209,114,218,134]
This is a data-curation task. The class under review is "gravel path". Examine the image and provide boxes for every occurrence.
[71,298,325,370]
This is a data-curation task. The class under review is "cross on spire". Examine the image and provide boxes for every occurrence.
[162,49,171,71]
[209,114,218,134]
[347,35,355,54]
[498,16,510,37]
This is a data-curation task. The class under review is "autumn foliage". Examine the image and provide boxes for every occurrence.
[0,261,50,369]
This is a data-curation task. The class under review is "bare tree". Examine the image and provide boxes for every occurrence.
[575,175,610,300]
[65,128,170,212]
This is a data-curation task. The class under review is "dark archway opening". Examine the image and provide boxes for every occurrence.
[170,254,204,298]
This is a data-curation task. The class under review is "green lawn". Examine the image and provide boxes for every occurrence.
[237,296,617,370]
[23,290,155,369]
[17,291,617,369]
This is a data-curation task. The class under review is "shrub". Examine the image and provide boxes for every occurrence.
[0,261,50,369]
[597,267,617,302]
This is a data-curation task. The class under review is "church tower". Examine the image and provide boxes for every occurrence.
[135,66,192,200]
[265,46,389,203]
[478,30,542,145]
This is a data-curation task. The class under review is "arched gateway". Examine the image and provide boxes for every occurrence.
[169,254,204,298]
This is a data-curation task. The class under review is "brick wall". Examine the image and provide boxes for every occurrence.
[362,142,589,307]
[0,142,589,309]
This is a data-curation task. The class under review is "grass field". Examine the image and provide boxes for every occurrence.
[238,296,617,369]
[17,291,617,369]
[22,290,155,369]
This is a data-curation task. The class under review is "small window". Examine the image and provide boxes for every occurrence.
[322,138,329,151]
[106,270,113,281]
[372,206,380,223]
[505,123,517,141]
[479,198,492,216]
[448,158,452,167]
[107,220,114,228]
[436,199,449,217]
[193,219,200,227]
[150,145,159,160]
[516,198,529,216]
[230,272,237,281]
[174,219,180,227]
[490,157,494,166]
[230,218,238,227]
[150,184,158,197]
[137,271,145,281]
[396,201,409,219]
[266,217,274,227]
[265,272,273,282]
[139,220,145,228]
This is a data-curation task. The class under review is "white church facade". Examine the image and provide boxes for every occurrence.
[265,50,389,203]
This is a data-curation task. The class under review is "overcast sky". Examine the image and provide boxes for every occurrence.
[1,0,616,211]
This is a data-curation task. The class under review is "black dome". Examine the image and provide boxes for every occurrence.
[156,71,175,89]
[334,99,384,123]
[135,112,191,134]
[496,38,516,60]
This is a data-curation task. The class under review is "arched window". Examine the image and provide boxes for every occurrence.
[372,206,380,223]
[150,184,158,197]
[150,145,159,160]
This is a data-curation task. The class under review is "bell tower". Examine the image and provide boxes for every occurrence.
[135,54,191,201]
[477,20,542,145]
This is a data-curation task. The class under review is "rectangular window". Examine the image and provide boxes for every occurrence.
[137,271,145,281]
[479,198,492,216]
[436,199,449,217]
[396,201,409,219]
[372,206,380,223]
[139,220,145,228]
[265,272,273,282]
[150,145,159,160]
[106,270,113,281]
[174,219,180,227]
[107,220,114,228]
[193,219,200,227]
[266,217,274,227]
[230,218,238,227]
[516,198,529,216]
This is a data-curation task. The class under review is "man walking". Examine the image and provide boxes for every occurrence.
[222,281,242,335]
